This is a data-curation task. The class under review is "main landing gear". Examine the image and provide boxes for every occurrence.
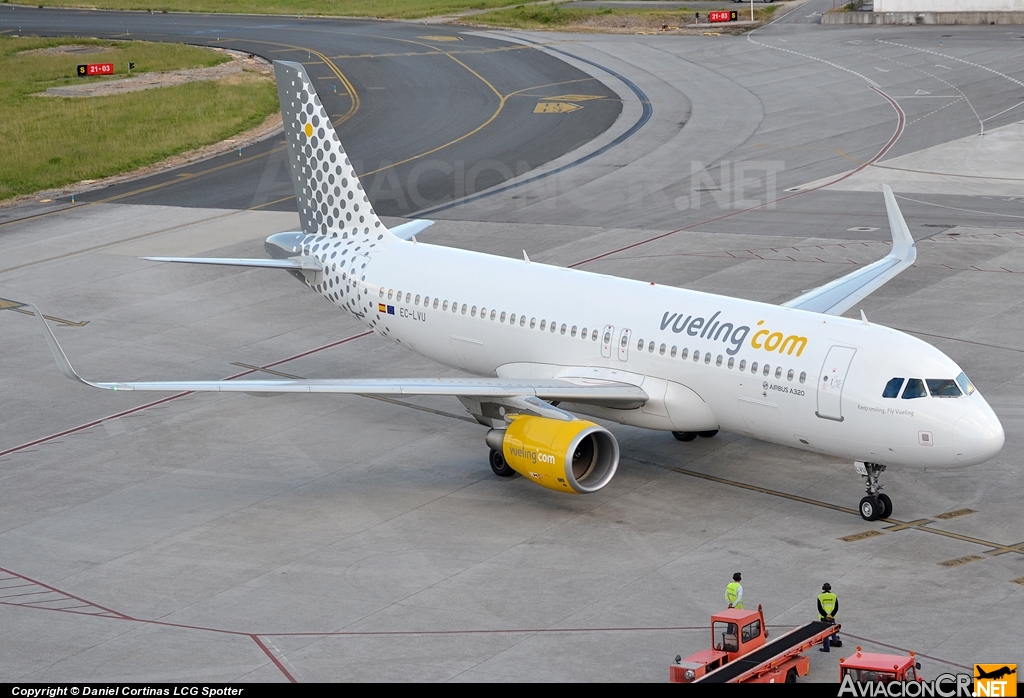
[489,448,516,477]
[856,461,893,521]
[672,430,719,442]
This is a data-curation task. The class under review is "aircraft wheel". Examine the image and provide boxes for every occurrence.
[698,430,719,438]
[786,668,798,683]
[489,449,516,477]
[672,431,698,442]
[878,493,893,519]
[859,496,881,521]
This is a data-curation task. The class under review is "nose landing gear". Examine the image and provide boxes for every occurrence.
[855,461,893,521]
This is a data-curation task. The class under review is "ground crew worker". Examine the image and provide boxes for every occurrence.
[725,573,743,609]
[817,583,843,652]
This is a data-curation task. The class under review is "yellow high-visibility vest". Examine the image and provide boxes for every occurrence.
[726,582,744,609]
[818,592,837,619]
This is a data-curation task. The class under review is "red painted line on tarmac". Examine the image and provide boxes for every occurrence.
[0,572,971,676]
[0,565,132,620]
[0,331,372,459]
[569,86,906,270]
[251,635,297,683]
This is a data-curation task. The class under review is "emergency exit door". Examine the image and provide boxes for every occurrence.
[617,328,631,361]
[601,325,614,359]
[816,346,857,422]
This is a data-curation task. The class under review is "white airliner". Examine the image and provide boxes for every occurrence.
[32,61,1004,521]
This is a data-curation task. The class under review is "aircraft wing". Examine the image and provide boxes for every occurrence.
[29,305,646,408]
[781,185,916,316]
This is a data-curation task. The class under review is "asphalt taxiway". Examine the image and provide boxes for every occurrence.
[1,0,1022,682]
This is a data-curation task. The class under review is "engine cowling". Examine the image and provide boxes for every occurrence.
[494,416,619,494]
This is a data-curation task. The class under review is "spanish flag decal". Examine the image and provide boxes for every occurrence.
[378,303,386,313]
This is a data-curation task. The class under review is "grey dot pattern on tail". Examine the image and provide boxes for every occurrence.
[276,62,384,242]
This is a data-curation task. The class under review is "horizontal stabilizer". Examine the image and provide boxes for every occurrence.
[141,256,321,271]
[782,184,916,316]
[389,219,434,241]
[28,305,647,408]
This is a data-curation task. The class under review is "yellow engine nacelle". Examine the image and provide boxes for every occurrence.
[499,416,619,494]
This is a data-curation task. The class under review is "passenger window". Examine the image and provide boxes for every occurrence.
[671,346,677,358]
[510,313,516,324]
[775,367,782,379]
[406,293,412,303]
[763,364,770,376]
[716,355,723,367]
[605,330,612,344]
[551,322,557,333]
[415,295,421,306]
[927,379,961,397]
[728,357,734,369]
[500,312,506,322]
[461,304,467,314]
[882,378,905,398]
[379,288,385,298]
[787,369,794,381]
[621,335,628,347]
[540,319,546,330]
[490,310,496,320]
[520,316,526,327]
[660,344,667,356]
[571,326,577,337]
[592,330,599,341]
[649,341,655,353]
[704,353,711,364]
[751,362,758,374]
[561,324,567,335]
[902,379,927,399]
[799,371,806,384]
[638,339,645,350]
[424,296,430,307]
[739,360,746,371]
[388,290,394,300]
[581,327,587,338]
[681,348,688,360]
[693,351,700,362]
[443,301,449,311]
[470,306,476,317]
[530,318,536,329]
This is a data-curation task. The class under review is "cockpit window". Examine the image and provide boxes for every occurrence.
[882,378,905,399]
[902,379,927,399]
[956,371,976,395]
[926,379,962,398]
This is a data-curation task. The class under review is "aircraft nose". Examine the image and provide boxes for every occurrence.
[952,407,1005,464]
[265,232,305,259]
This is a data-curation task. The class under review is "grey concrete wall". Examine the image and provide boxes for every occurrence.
[875,0,1024,10]
[823,9,1024,22]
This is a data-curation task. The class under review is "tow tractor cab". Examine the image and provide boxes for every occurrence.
[671,607,768,682]
[840,647,923,683]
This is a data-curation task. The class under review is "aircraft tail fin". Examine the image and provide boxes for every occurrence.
[274,60,386,240]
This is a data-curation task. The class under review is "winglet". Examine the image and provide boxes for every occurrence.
[781,185,917,316]
[883,184,915,264]
[26,303,89,385]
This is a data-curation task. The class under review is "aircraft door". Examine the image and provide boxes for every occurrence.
[601,325,614,359]
[816,346,857,422]
[617,328,631,361]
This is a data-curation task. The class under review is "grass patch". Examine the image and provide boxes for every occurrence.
[0,36,278,202]
[28,0,517,19]
[469,4,780,30]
